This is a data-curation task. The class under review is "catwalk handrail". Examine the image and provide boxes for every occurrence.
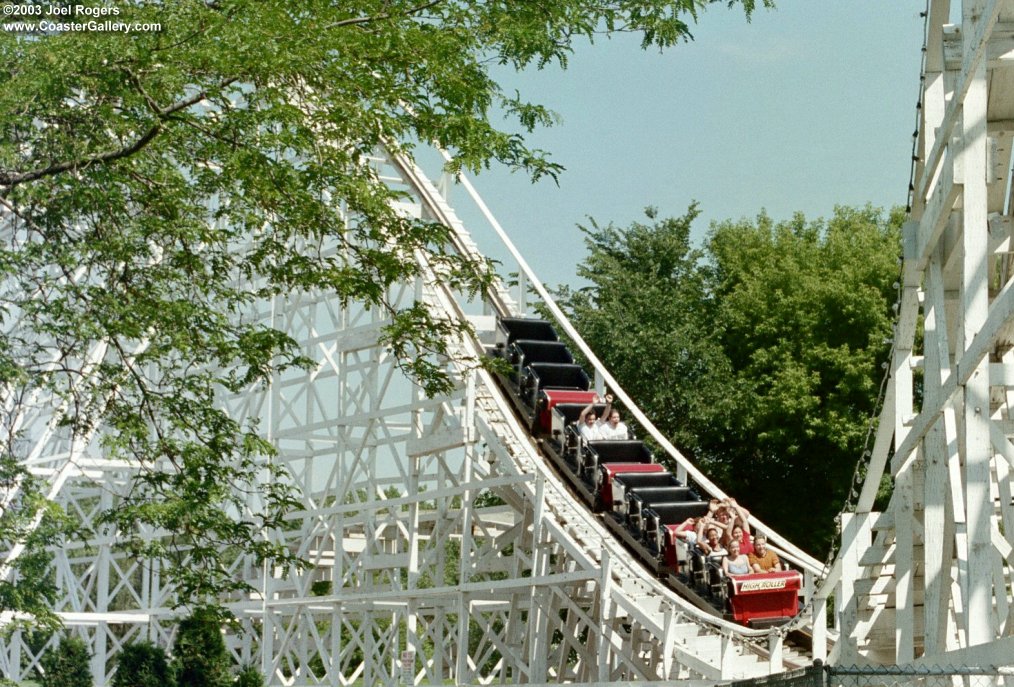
[412,150,823,577]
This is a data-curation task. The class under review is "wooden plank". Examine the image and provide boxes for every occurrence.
[860,544,926,567]
[917,0,1002,201]
[861,608,927,653]
[906,158,961,277]
[942,22,1014,70]
[892,277,1014,478]
[961,32,996,645]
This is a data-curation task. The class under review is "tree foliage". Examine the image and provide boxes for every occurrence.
[39,635,93,687]
[111,641,171,687]
[555,206,736,453]
[0,458,67,631]
[0,0,769,617]
[172,609,230,687]
[560,205,901,554]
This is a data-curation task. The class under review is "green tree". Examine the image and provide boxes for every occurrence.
[562,205,901,555]
[705,206,901,553]
[112,641,171,687]
[0,460,67,631]
[0,0,769,615]
[39,635,92,687]
[555,206,736,456]
[173,608,230,687]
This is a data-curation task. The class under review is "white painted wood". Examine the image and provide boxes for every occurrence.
[960,19,995,645]
[917,0,1002,201]
[922,256,952,656]
[842,0,1014,668]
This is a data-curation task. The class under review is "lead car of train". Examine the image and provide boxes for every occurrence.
[489,316,803,629]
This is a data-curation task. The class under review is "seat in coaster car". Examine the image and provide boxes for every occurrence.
[497,317,558,348]
[508,340,574,386]
[644,500,709,524]
[625,486,699,534]
[598,463,666,509]
[688,549,708,586]
[645,501,711,558]
[611,472,682,512]
[510,340,573,366]
[582,440,652,481]
[552,401,604,445]
[707,558,728,600]
[521,363,589,409]
[552,402,607,427]
[544,399,602,447]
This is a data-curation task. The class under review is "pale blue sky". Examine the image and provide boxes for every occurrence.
[440,2,925,288]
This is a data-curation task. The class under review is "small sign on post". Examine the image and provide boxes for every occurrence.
[400,650,415,686]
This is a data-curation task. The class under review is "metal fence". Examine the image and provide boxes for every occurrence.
[827,664,1013,687]
[730,663,1013,687]
[730,663,825,687]
[730,664,1014,687]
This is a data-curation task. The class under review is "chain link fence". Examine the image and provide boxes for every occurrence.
[730,662,1013,687]
[828,664,1013,687]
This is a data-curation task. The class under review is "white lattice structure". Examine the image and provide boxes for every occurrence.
[832,0,1014,669]
[0,140,833,685]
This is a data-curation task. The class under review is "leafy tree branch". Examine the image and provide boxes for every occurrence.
[0,0,770,618]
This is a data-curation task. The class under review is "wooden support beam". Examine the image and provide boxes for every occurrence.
[917,0,1002,202]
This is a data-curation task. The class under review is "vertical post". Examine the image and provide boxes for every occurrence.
[597,550,613,682]
[527,475,548,680]
[518,271,528,316]
[719,631,735,676]
[439,172,452,202]
[960,9,994,646]
[261,292,281,683]
[660,605,676,679]
[838,512,872,664]
[93,486,112,685]
[812,595,828,663]
[8,631,21,684]
[404,384,424,686]
[892,281,917,664]
[767,629,783,673]
[923,255,952,656]
[457,439,477,684]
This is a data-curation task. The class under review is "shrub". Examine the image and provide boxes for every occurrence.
[112,641,171,687]
[173,609,230,687]
[39,635,92,687]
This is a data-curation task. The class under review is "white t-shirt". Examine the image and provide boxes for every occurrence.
[579,422,602,441]
[596,421,628,440]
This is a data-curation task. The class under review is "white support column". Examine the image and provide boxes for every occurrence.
[527,475,549,681]
[812,596,827,663]
[92,487,113,686]
[923,254,953,656]
[767,629,783,674]
[959,17,994,645]
[838,512,872,665]
[892,275,917,663]
[894,464,915,663]
[596,550,613,682]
